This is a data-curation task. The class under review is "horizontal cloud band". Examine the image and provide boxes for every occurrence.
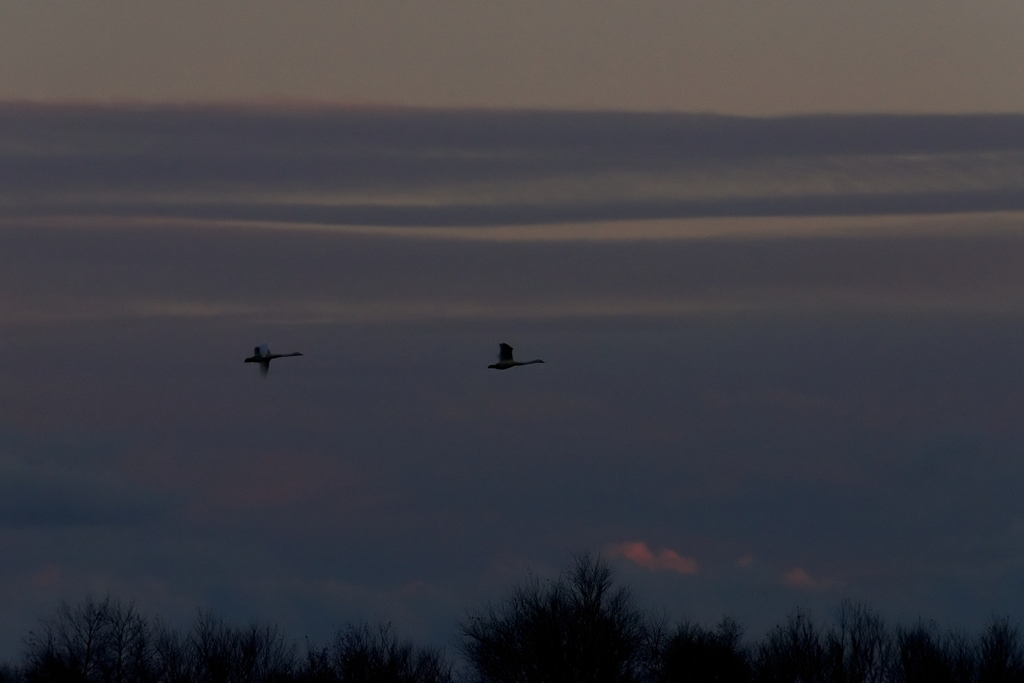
[2,104,1023,226]
[5,190,1024,227]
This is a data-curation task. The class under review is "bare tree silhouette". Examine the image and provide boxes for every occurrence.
[977,618,1024,683]
[151,619,193,683]
[460,553,646,683]
[648,617,751,683]
[0,664,19,683]
[300,623,451,683]
[754,610,829,683]
[10,582,1024,683]
[893,621,972,683]
[16,599,451,683]
[20,598,155,683]
[189,611,295,683]
[825,601,892,683]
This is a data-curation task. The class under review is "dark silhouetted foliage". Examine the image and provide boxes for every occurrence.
[188,612,295,683]
[6,563,1024,683]
[825,601,892,683]
[648,617,751,683]
[977,618,1024,683]
[14,599,448,683]
[300,624,451,683]
[754,610,830,683]
[892,622,974,683]
[22,597,149,683]
[460,553,646,683]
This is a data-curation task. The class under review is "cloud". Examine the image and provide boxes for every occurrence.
[2,104,1024,226]
[782,567,836,591]
[8,210,1024,331]
[607,542,699,575]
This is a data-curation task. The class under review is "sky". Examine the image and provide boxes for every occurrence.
[2,1,1024,114]
[2,0,1024,662]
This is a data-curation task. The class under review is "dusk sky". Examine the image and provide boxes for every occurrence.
[3,0,1024,661]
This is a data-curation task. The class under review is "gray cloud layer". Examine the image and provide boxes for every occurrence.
[2,105,1024,225]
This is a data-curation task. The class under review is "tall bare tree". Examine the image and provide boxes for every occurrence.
[461,553,647,683]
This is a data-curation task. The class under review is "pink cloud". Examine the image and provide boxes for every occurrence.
[607,541,699,575]
[784,567,824,590]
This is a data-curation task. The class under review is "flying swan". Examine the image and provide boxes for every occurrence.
[244,344,303,377]
[488,343,544,370]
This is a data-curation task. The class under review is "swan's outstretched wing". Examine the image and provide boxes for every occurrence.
[259,360,270,378]
[498,343,514,362]
[258,344,271,358]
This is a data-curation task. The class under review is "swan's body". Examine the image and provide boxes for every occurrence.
[488,343,544,370]
[244,344,303,377]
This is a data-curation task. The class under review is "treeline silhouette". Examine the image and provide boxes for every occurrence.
[3,555,1023,683]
